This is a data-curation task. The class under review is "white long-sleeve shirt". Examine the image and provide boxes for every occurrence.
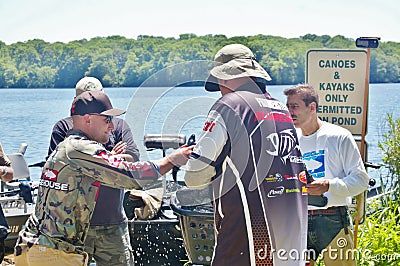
[298,122,369,209]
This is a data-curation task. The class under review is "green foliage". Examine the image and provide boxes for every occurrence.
[378,114,400,197]
[357,198,400,265]
[354,115,400,265]
[0,34,399,88]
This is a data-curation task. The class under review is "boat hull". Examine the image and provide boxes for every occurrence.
[2,199,35,254]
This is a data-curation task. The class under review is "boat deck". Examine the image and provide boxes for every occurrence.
[2,254,15,265]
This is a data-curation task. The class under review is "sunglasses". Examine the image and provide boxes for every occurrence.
[89,113,113,124]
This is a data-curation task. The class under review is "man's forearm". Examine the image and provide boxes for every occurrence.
[157,157,174,176]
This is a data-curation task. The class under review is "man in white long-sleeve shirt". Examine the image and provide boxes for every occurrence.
[284,84,369,266]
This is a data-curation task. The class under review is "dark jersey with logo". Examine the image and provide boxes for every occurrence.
[185,83,307,266]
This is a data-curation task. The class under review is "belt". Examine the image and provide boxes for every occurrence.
[308,206,346,216]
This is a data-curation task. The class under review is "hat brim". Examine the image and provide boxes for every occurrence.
[205,75,220,92]
[212,59,272,81]
[100,109,126,116]
[205,59,272,92]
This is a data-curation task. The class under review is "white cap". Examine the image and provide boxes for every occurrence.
[75,77,104,96]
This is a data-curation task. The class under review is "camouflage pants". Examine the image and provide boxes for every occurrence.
[14,245,88,266]
[84,222,134,266]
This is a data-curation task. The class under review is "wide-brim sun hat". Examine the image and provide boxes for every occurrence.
[205,44,272,92]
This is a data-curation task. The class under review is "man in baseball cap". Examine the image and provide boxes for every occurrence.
[15,90,193,266]
[70,91,126,145]
[71,90,125,117]
[75,76,104,96]
[47,80,141,265]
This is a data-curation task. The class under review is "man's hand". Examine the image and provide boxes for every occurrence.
[167,144,195,167]
[115,154,134,162]
[157,145,195,176]
[111,141,127,155]
[306,179,329,195]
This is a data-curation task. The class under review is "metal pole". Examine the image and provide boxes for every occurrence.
[353,47,371,248]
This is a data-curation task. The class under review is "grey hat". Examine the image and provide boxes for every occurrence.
[205,44,272,92]
[75,77,104,96]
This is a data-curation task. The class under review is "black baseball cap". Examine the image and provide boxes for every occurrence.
[70,91,125,116]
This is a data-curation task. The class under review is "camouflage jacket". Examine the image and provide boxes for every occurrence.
[15,130,160,255]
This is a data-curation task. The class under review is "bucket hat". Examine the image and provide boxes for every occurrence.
[205,44,272,91]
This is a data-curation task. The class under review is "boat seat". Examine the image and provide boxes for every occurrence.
[144,134,186,150]
[6,153,30,181]
[2,153,31,201]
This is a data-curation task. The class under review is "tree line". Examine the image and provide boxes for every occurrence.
[0,34,399,88]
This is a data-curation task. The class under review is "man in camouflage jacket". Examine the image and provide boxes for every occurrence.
[14,91,192,266]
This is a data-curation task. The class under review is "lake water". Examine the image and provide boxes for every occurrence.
[1,84,399,181]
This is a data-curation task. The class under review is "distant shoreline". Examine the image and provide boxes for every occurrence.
[0,82,398,90]
[0,35,398,88]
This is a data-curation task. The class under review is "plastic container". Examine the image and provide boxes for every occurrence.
[170,187,215,265]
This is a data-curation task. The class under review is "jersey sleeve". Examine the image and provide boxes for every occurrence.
[66,138,160,190]
[184,108,228,188]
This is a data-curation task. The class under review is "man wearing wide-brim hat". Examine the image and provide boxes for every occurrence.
[184,44,308,266]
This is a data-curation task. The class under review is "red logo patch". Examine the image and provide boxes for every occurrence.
[298,171,307,184]
[203,121,216,132]
[42,168,58,181]
[92,181,101,200]
[254,111,293,123]
[70,103,76,115]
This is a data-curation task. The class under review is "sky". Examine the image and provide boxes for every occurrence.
[0,0,398,45]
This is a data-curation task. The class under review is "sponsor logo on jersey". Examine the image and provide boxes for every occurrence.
[288,155,303,164]
[267,186,284,198]
[203,121,216,132]
[128,161,158,180]
[254,111,293,123]
[265,173,283,183]
[98,150,123,167]
[284,174,298,180]
[285,188,300,194]
[256,98,288,111]
[302,186,308,195]
[266,129,301,164]
[298,171,307,184]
